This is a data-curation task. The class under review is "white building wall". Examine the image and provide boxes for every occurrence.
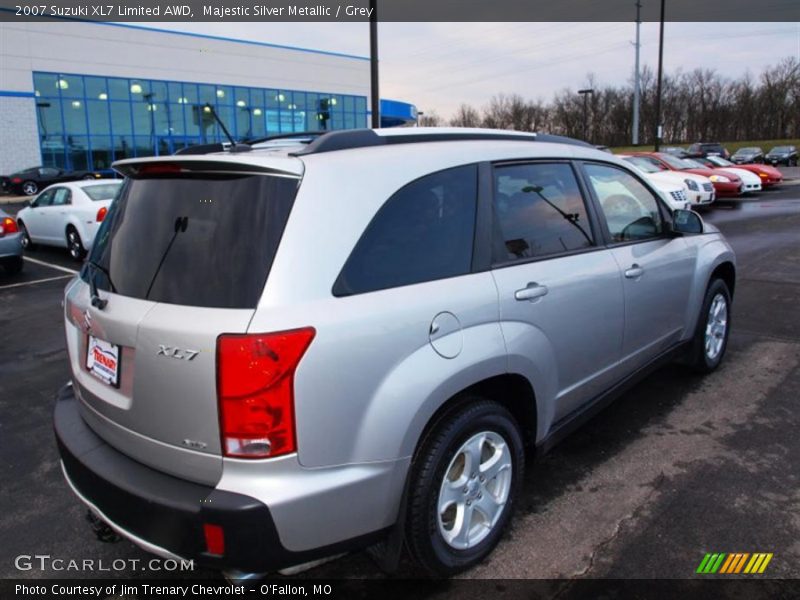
[0,97,42,175]
[0,21,370,175]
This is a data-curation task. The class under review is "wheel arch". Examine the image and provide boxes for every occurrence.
[710,261,736,298]
[410,373,538,465]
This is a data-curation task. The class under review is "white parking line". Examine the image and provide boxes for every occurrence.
[0,274,72,290]
[23,256,79,274]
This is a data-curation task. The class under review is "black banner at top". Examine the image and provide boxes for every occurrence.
[1,0,799,22]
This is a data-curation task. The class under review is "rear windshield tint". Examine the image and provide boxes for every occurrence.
[83,183,122,201]
[83,173,298,309]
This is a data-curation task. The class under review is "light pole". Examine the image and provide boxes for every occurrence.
[578,88,594,143]
[654,0,666,151]
[632,0,642,145]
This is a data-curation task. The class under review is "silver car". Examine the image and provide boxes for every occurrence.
[0,207,24,275]
[55,128,735,577]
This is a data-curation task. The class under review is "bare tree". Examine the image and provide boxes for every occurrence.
[449,103,482,127]
[418,111,443,127]
[439,57,799,146]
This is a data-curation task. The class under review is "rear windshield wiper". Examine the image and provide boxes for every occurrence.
[85,260,115,310]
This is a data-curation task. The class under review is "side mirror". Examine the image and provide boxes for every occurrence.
[670,209,703,235]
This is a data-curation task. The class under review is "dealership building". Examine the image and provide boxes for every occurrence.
[0,21,417,175]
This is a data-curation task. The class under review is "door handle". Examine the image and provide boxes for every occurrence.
[625,264,644,279]
[515,283,549,302]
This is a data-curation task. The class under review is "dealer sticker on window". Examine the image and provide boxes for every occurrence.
[86,336,120,387]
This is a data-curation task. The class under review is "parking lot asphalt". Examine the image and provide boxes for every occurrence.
[1,182,799,585]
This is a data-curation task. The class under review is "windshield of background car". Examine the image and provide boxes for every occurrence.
[737,148,757,154]
[623,157,660,173]
[83,183,122,201]
[83,172,298,309]
[660,154,696,170]
[707,156,733,167]
[771,147,791,153]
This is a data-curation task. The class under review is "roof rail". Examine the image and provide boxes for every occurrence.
[290,128,592,156]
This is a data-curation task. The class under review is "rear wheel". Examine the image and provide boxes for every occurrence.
[66,226,86,261]
[406,399,524,576]
[22,181,38,196]
[687,278,731,373]
[82,174,96,181]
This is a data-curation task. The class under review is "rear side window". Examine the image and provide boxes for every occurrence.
[334,165,478,296]
[85,173,298,309]
[83,183,122,201]
[492,162,594,262]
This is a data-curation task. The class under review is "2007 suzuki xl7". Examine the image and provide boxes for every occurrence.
[55,128,735,576]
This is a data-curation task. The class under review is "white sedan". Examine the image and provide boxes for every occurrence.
[16,179,122,260]
[620,155,715,206]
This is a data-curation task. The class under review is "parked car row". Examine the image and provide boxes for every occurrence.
[616,150,784,207]
[1,165,105,196]
[663,143,798,167]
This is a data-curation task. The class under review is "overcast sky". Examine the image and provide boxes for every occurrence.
[154,22,800,119]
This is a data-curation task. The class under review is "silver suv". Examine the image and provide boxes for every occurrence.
[55,128,735,577]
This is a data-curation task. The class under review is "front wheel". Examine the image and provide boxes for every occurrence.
[687,278,732,373]
[18,221,34,250]
[406,399,524,576]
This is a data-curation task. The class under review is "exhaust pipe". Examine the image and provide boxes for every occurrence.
[85,510,121,543]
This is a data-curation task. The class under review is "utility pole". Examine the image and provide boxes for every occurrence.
[632,0,642,145]
[654,0,666,151]
[369,0,380,128]
[578,88,594,142]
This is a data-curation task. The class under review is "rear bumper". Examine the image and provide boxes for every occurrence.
[54,384,388,573]
[0,232,23,258]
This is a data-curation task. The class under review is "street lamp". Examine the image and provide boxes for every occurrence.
[654,0,666,151]
[578,88,594,142]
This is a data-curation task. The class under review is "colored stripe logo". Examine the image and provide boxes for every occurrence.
[696,552,773,574]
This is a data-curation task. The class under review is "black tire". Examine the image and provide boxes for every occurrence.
[21,181,38,196]
[687,279,732,373]
[405,398,524,576]
[3,256,23,275]
[82,174,96,181]
[66,226,86,261]
[18,221,35,250]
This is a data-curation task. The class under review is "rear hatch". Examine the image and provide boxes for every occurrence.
[64,156,301,484]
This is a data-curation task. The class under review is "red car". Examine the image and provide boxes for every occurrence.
[693,155,783,188]
[630,152,743,197]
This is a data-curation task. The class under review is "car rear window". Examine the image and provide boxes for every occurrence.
[83,183,122,201]
[84,173,298,309]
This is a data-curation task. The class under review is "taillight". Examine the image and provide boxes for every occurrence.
[11,177,22,184]
[96,206,108,222]
[0,217,18,236]
[216,328,315,458]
